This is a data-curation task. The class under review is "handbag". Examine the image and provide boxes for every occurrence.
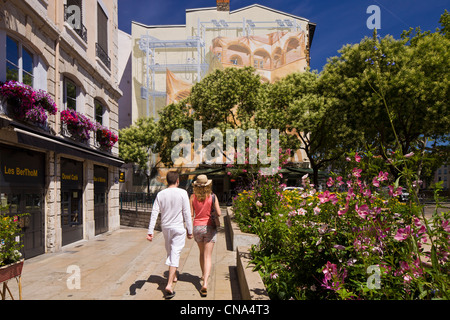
[210,193,220,229]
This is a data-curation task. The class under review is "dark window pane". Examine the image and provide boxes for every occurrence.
[65,79,77,110]
[6,36,18,64]
[6,62,19,81]
[22,48,34,74]
[95,100,103,124]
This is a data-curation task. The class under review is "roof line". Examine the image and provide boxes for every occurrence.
[230,4,311,23]
[132,21,186,29]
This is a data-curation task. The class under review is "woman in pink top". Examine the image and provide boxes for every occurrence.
[190,175,221,297]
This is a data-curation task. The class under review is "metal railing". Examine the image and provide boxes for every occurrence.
[96,43,111,70]
[120,192,157,212]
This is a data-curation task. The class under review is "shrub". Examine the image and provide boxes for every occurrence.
[0,205,27,267]
[232,153,450,300]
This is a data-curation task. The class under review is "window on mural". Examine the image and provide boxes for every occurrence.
[6,36,34,86]
[254,59,264,69]
[64,78,77,110]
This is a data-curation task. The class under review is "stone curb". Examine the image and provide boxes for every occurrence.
[225,207,260,251]
[225,207,269,300]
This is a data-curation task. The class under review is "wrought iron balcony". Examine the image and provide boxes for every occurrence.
[96,43,111,70]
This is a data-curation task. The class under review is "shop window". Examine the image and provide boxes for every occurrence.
[6,35,34,86]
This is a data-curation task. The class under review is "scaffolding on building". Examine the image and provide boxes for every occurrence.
[138,18,305,118]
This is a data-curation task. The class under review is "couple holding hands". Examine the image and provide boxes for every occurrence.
[147,172,221,299]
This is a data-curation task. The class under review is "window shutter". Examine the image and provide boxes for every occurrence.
[97,4,108,52]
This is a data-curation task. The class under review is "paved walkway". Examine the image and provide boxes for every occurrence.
[5,211,241,300]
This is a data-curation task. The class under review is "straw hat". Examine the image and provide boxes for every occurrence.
[193,174,212,187]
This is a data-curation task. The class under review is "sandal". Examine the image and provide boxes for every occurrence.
[165,290,176,299]
[200,287,207,297]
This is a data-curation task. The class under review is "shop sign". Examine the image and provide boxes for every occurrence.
[61,158,83,189]
[0,145,45,187]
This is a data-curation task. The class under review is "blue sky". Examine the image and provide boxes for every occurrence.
[118,0,448,72]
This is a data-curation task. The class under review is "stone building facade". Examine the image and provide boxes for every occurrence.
[0,0,123,258]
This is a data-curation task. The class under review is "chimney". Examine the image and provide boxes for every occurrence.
[217,0,230,11]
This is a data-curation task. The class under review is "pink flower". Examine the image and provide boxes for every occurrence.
[355,204,369,219]
[318,191,330,204]
[355,152,361,162]
[442,220,450,233]
[389,185,403,197]
[314,206,321,215]
[317,191,338,204]
[346,188,355,201]
[372,171,388,187]
[352,168,362,178]
[404,152,414,158]
[372,177,380,188]
[394,226,411,241]
[327,177,334,187]
[338,204,349,216]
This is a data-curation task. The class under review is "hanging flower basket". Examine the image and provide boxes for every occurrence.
[0,259,24,283]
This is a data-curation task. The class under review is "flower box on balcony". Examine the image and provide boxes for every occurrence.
[0,81,57,130]
[61,109,95,143]
[95,123,118,152]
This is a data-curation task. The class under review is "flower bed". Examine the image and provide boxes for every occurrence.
[0,81,57,126]
[232,153,450,300]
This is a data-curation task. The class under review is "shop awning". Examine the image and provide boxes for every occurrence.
[10,121,124,168]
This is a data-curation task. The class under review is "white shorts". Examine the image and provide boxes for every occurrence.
[162,228,186,268]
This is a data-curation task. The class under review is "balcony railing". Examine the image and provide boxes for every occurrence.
[96,43,111,70]
[64,4,88,43]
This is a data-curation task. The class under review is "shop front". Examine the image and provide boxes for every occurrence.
[0,144,45,259]
[60,157,84,246]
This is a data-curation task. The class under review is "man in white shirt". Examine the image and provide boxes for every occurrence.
[147,171,193,299]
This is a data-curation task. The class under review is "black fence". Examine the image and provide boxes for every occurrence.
[119,192,157,212]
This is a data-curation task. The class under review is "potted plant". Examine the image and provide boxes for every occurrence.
[0,204,26,284]
[95,123,118,151]
[61,109,95,142]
